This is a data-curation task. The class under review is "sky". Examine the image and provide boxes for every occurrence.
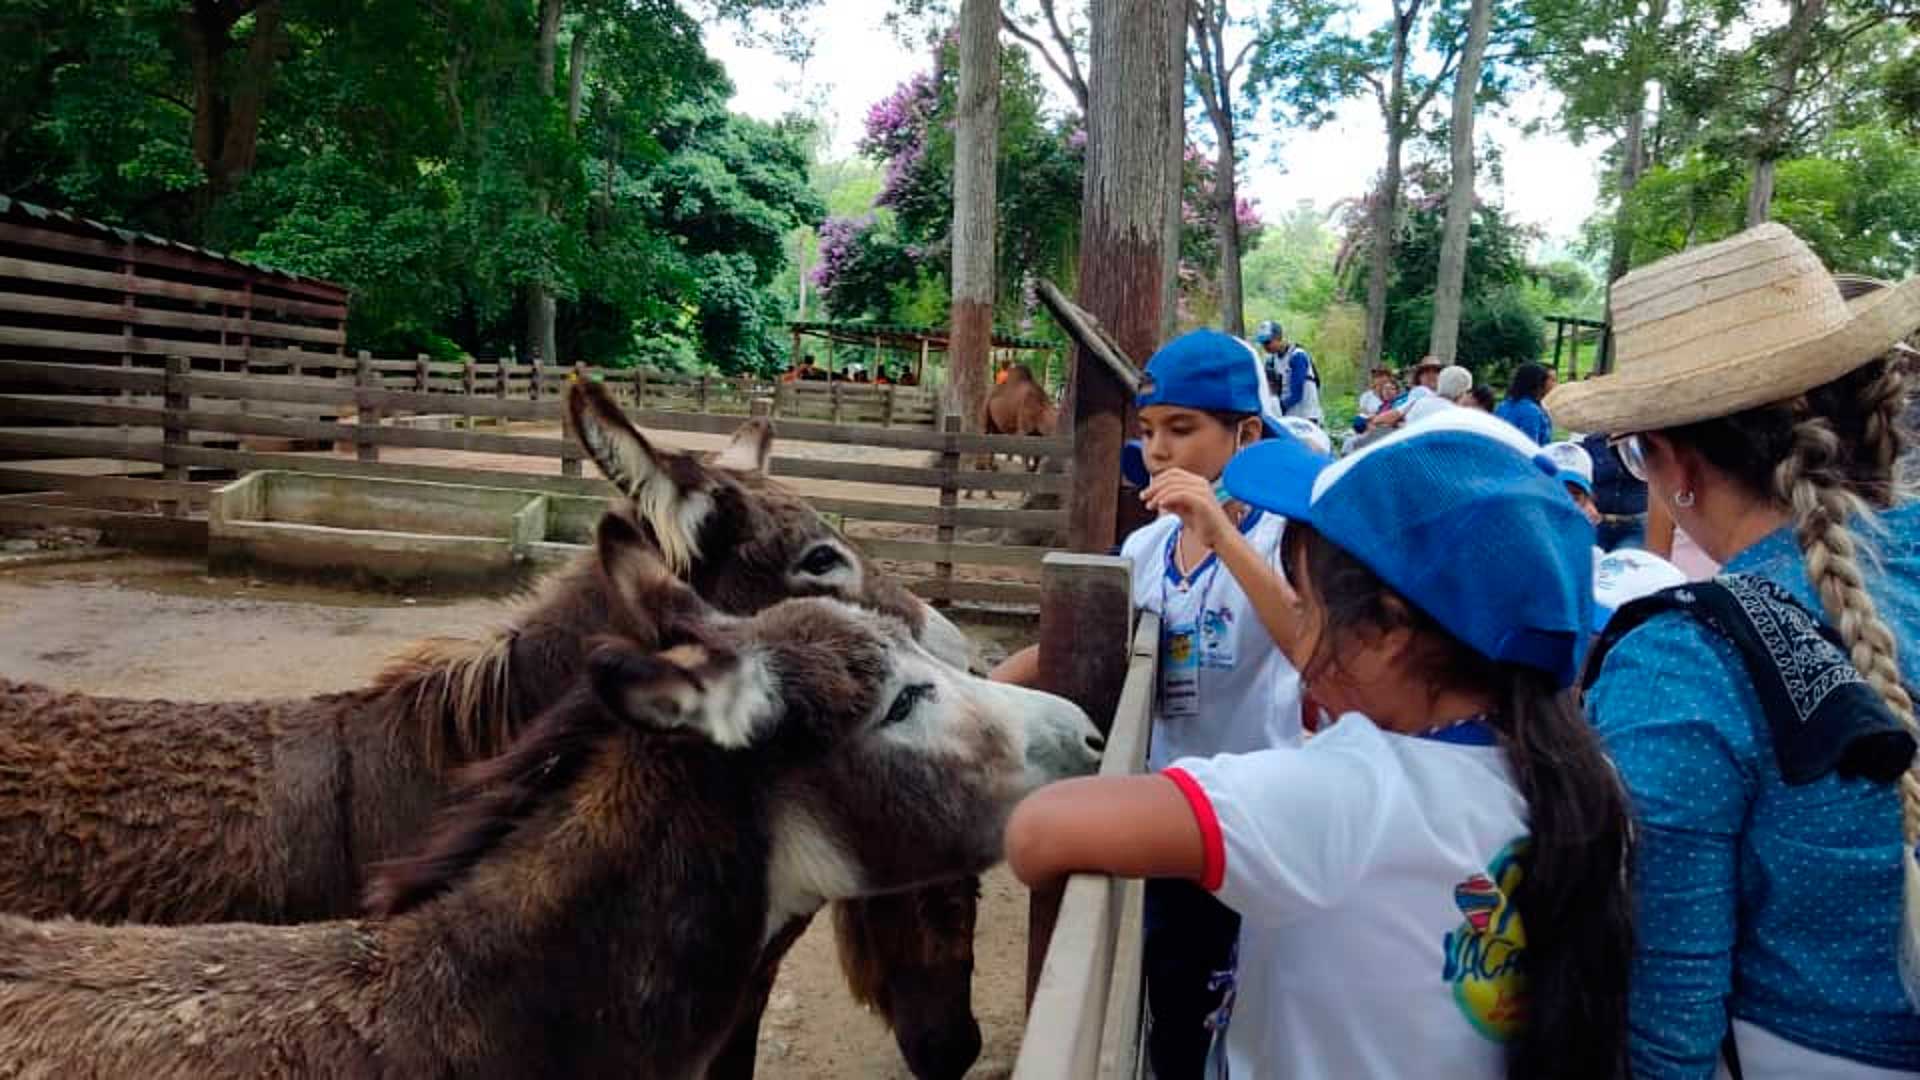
[703,0,1609,251]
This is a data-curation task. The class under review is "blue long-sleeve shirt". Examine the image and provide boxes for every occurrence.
[1493,396,1552,445]
[1587,504,1920,1077]
[1282,348,1312,411]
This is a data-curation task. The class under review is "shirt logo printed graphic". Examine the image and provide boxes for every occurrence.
[1441,837,1530,1042]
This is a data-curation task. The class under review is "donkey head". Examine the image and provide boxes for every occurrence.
[568,379,973,669]
[590,514,1103,929]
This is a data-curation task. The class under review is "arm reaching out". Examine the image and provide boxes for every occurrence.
[1005,775,1207,887]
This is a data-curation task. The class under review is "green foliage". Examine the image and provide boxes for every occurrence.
[813,41,1082,334]
[0,0,821,374]
[1615,125,1920,277]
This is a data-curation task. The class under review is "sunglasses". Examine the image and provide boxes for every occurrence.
[1608,434,1649,483]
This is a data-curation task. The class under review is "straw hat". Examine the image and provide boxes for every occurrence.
[1545,223,1920,433]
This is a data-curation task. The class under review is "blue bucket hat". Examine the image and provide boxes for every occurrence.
[1122,329,1285,487]
[1222,408,1598,688]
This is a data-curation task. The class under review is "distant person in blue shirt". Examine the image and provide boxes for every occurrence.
[1252,320,1322,426]
[1495,362,1554,445]
[1550,224,1920,1079]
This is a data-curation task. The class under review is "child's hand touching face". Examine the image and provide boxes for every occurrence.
[1142,468,1235,550]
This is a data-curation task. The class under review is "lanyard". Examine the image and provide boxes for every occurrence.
[1416,718,1497,746]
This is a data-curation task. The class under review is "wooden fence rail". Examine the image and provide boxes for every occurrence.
[1014,559,1156,1080]
[0,357,1067,605]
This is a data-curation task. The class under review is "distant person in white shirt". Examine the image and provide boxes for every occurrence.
[1007,409,1634,1080]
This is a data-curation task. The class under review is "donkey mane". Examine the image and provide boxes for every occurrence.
[372,633,521,773]
[364,682,613,917]
[367,557,607,773]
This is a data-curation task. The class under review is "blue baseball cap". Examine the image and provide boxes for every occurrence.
[1252,320,1283,345]
[1136,329,1284,434]
[1591,548,1686,633]
[1223,407,1598,688]
[1125,330,1286,488]
[1542,440,1594,497]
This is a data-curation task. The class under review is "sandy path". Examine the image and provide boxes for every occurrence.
[0,554,1035,1077]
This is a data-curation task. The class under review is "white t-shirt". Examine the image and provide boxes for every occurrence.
[1719,1020,1920,1080]
[1402,391,1456,426]
[1121,509,1303,769]
[1166,714,1530,1080]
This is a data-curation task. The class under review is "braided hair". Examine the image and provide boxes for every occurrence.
[1661,340,1920,1002]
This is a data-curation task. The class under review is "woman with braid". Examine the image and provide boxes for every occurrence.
[1551,225,1920,1079]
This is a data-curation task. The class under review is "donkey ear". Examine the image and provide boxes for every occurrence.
[570,379,712,573]
[594,511,712,620]
[710,418,773,475]
[588,642,779,750]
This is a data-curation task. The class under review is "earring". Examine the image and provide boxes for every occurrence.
[1675,490,1696,508]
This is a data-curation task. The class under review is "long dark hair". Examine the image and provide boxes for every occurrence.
[1506,363,1551,403]
[1283,524,1633,1080]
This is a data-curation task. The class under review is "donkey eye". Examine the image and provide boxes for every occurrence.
[882,683,936,727]
[796,545,847,577]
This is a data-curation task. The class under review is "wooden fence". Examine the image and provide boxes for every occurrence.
[1014,557,1156,1079]
[0,356,1067,605]
[0,197,350,387]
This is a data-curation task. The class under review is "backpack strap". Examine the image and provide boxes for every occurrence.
[1585,574,1914,786]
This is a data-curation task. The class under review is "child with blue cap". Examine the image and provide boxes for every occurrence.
[1018,327,1308,1078]
[1006,407,1635,1080]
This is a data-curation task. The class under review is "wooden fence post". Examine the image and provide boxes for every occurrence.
[461,358,478,431]
[355,350,379,463]
[531,360,546,403]
[831,379,844,425]
[697,373,710,413]
[161,354,190,517]
[559,363,586,478]
[935,414,961,609]
[415,353,430,394]
[1027,552,1135,1009]
[633,366,648,411]
[882,384,897,428]
[494,356,510,427]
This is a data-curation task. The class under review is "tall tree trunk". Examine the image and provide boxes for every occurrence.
[1746,0,1826,226]
[1362,21,1412,367]
[1427,0,1492,364]
[949,0,1001,430]
[1599,85,1649,374]
[1071,0,1183,552]
[182,0,285,214]
[1161,4,1187,341]
[1362,127,1404,367]
[1214,130,1244,336]
[1597,0,1666,374]
[527,0,564,365]
[567,28,589,134]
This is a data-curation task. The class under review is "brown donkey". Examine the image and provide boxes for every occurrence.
[0,516,1104,1078]
[0,380,989,1078]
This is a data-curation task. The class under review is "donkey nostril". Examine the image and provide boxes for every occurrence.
[1085,733,1106,754]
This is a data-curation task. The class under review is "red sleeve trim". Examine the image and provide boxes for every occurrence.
[1163,766,1226,892]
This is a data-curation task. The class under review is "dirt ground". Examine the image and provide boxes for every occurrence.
[0,553,1042,1078]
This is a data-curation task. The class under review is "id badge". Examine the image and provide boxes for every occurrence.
[1161,621,1201,723]
[1198,606,1237,672]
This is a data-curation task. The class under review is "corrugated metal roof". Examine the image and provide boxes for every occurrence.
[0,195,345,291]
